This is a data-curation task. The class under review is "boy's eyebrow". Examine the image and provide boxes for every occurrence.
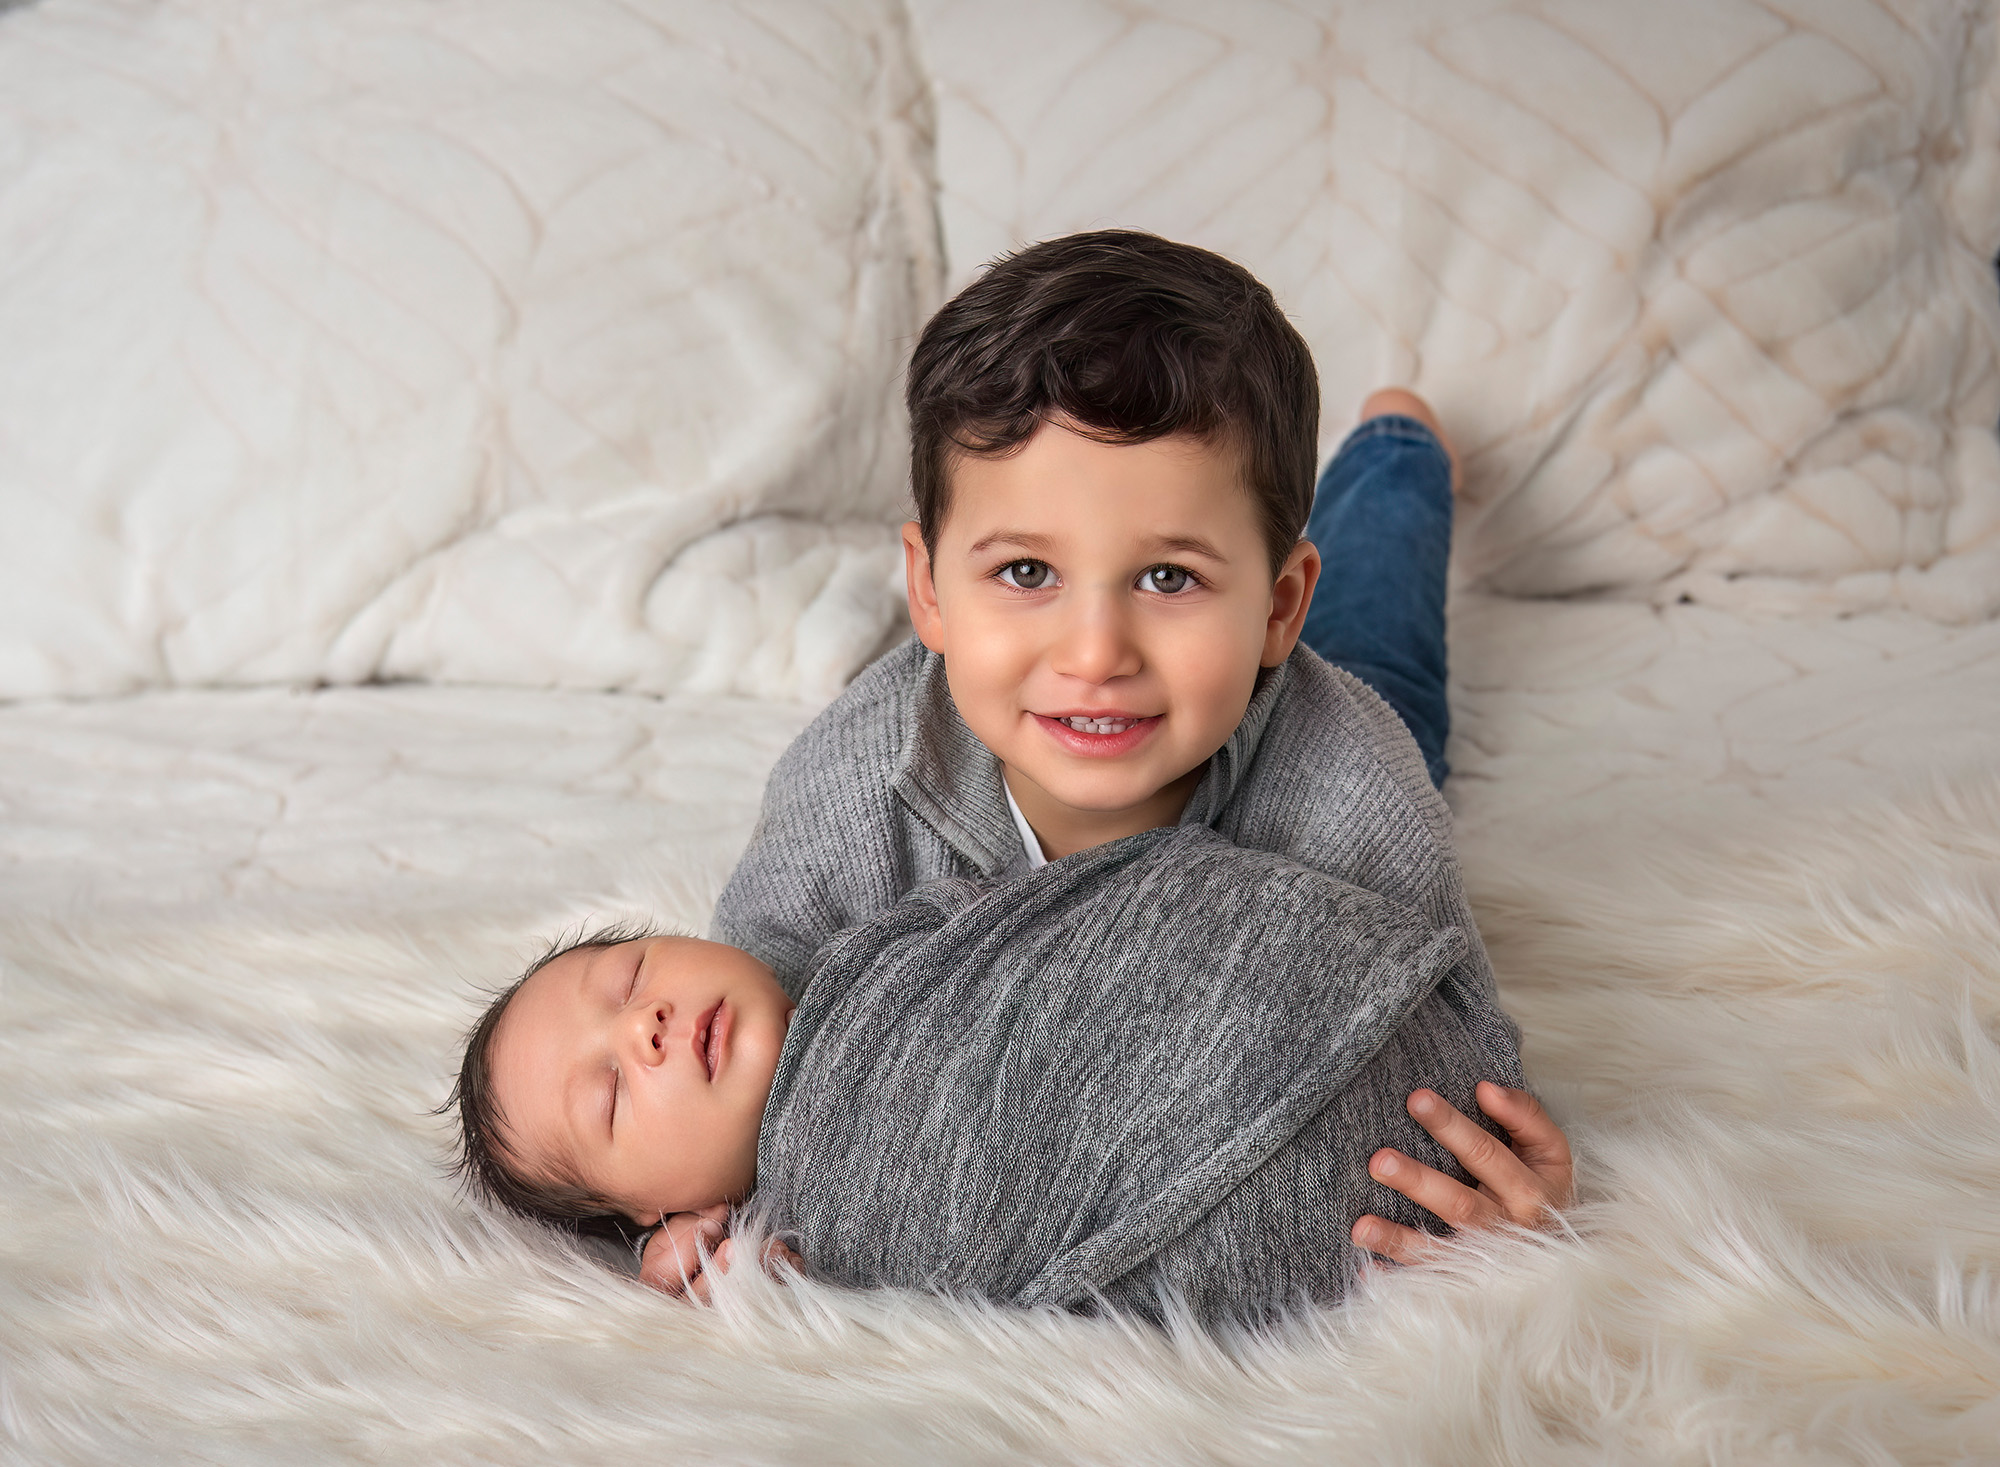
[1147,533,1227,562]
[965,530,1056,557]
[964,530,1230,561]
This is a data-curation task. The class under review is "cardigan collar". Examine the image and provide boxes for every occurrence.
[889,642,1292,877]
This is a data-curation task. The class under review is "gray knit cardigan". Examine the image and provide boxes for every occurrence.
[715,634,1509,1067]
[753,822,1518,1325]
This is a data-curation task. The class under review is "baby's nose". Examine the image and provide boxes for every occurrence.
[632,1003,671,1065]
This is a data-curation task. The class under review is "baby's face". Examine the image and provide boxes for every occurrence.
[487,937,794,1224]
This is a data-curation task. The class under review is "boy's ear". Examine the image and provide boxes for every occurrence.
[1262,539,1322,667]
[902,521,947,652]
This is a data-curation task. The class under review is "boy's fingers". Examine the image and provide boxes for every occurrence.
[1368,1145,1498,1232]
[1405,1089,1552,1219]
[1476,1082,1576,1199]
[1406,1089,1513,1180]
[1351,1212,1443,1265]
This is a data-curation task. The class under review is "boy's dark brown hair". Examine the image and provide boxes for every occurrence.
[906,229,1320,575]
[441,925,655,1241]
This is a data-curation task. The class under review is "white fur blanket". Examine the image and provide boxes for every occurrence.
[4,600,1998,1462]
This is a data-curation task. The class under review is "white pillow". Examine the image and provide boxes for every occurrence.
[909,0,2000,621]
[0,0,938,699]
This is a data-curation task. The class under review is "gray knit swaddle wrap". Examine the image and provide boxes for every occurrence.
[755,823,1518,1325]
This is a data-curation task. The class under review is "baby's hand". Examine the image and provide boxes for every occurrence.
[1351,1081,1574,1265]
[638,1205,803,1303]
[639,1206,728,1299]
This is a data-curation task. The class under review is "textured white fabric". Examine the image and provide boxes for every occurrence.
[2,607,1998,1459]
[0,0,937,700]
[909,0,2000,618]
[6,0,1998,708]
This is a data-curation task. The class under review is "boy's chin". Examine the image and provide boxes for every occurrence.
[1052,788,1158,815]
[1027,758,1200,808]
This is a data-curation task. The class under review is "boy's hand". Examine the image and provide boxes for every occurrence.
[638,1205,803,1303]
[1351,1081,1574,1264]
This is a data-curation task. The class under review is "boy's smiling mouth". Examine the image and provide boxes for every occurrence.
[1032,711,1161,757]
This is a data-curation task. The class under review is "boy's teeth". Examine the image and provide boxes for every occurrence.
[1060,716,1138,735]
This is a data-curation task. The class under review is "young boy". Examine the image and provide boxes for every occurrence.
[698,231,1566,1274]
[453,229,1572,1297]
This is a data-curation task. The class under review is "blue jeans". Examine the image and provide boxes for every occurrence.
[1299,415,1453,788]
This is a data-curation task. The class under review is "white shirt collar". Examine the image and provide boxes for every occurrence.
[1002,779,1048,870]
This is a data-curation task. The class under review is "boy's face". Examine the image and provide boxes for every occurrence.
[903,421,1317,853]
[487,937,794,1225]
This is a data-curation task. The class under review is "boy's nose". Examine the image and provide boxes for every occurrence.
[1047,595,1142,685]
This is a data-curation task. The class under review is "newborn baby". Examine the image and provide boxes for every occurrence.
[457,825,1526,1325]
[472,925,794,1228]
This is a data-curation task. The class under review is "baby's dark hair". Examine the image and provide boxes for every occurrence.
[906,228,1320,575]
[441,922,660,1236]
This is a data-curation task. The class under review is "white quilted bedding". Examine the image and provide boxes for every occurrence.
[6,601,1991,920]
[913,0,2000,619]
[5,0,2000,1460]
[0,0,934,701]
[4,0,2000,706]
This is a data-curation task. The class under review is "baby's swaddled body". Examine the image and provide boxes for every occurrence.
[755,824,1524,1326]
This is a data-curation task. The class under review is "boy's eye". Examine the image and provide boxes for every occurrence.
[1141,565,1194,594]
[997,559,1053,590]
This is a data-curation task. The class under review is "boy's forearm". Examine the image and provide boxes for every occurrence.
[712,808,917,999]
[709,637,941,998]
[711,846,835,1000]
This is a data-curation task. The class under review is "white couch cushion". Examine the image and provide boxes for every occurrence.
[910,0,2000,620]
[0,0,937,700]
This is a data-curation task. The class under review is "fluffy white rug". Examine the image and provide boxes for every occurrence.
[4,605,1999,1463]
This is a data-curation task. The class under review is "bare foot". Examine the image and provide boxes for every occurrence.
[1360,387,1461,494]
